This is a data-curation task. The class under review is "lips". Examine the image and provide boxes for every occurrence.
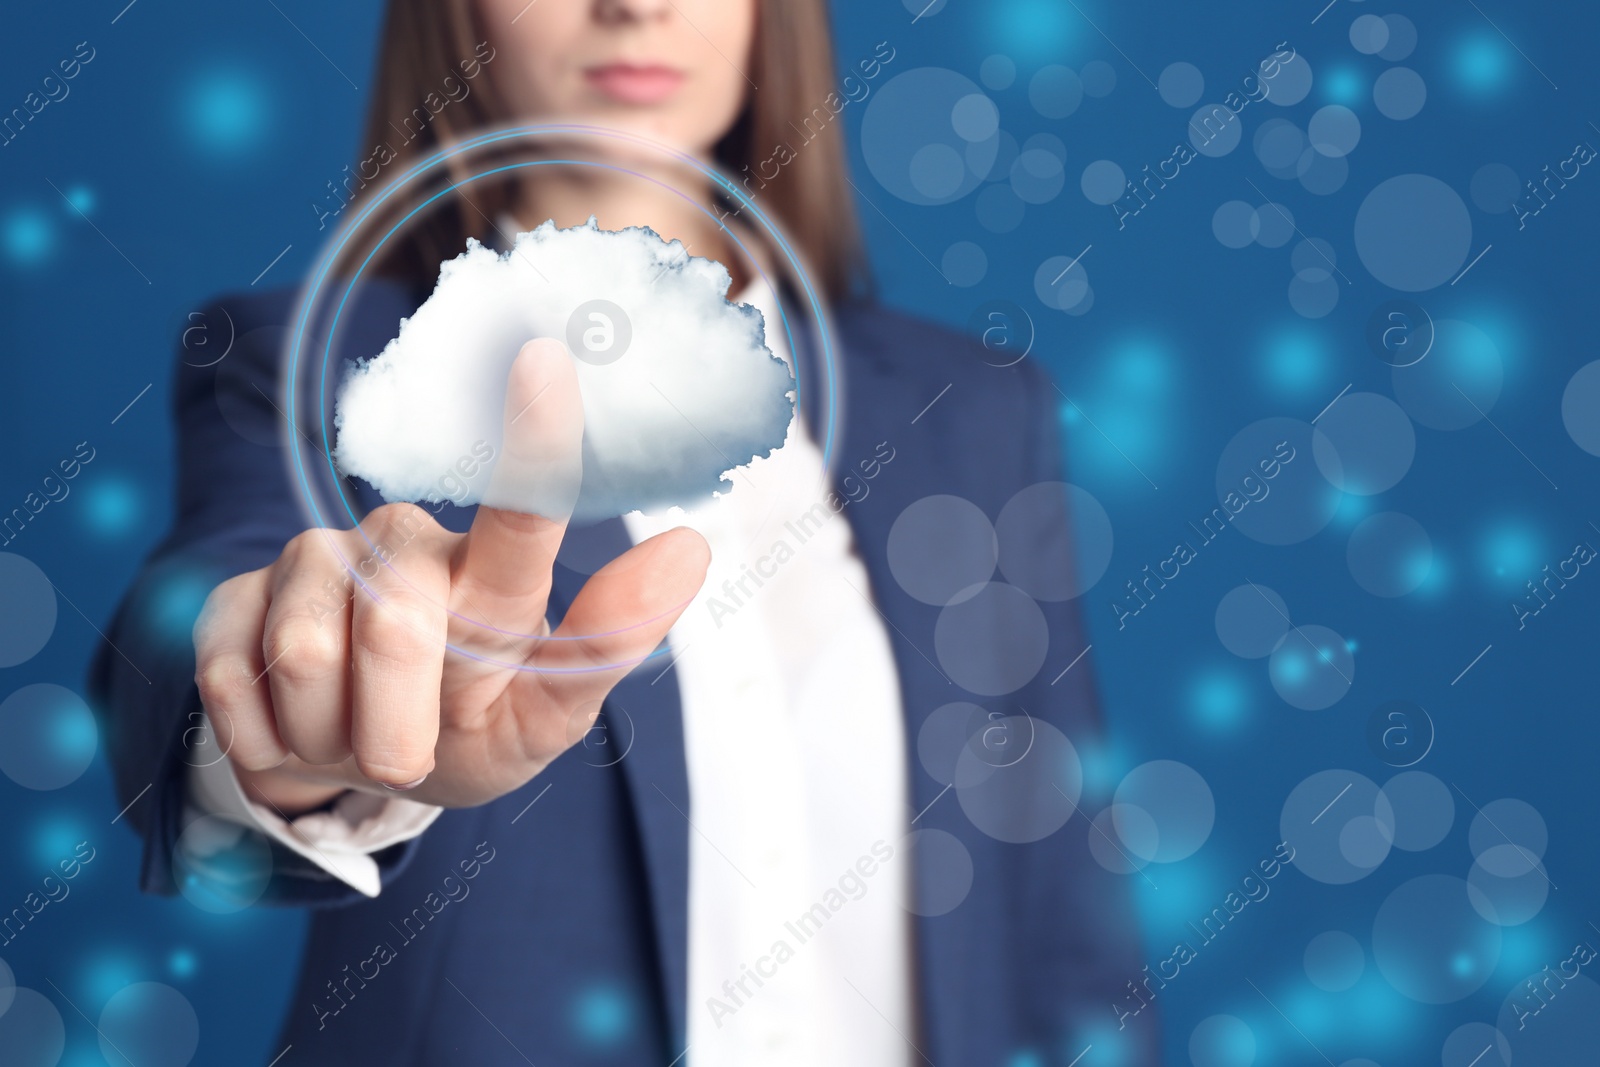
[584,63,686,105]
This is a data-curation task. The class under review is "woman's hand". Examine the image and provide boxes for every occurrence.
[191,339,709,814]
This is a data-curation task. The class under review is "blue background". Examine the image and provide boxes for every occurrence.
[2,0,1598,1064]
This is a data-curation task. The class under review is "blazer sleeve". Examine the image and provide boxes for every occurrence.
[88,294,427,908]
[1017,357,1163,1061]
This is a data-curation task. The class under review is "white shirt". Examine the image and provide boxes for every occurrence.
[189,278,914,1065]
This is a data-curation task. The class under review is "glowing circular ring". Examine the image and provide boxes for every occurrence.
[285,123,840,672]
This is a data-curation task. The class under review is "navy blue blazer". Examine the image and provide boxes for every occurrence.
[92,280,1159,1066]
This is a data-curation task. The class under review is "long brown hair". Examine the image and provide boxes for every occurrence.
[350,0,865,300]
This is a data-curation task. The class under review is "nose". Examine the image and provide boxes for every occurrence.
[594,0,675,23]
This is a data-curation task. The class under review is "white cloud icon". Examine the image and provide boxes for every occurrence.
[333,218,794,521]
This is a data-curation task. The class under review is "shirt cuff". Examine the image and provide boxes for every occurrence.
[184,719,444,899]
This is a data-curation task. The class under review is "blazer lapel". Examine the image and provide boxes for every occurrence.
[546,520,694,1056]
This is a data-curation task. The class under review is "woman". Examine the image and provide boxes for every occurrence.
[94,0,1156,1063]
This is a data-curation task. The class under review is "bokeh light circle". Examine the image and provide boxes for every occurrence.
[1305,930,1366,991]
[1292,238,1338,274]
[1255,119,1306,177]
[1213,201,1259,249]
[1281,769,1393,884]
[1379,15,1419,61]
[1090,804,1157,873]
[1470,163,1521,214]
[1267,54,1315,106]
[916,701,992,787]
[888,495,997,606]
[1189,104,1242,157]
[979,55,1016,90]
[1189,1014,1256,1067]
[1081,160,1126,206]
[1254,202,1296,248]
[1034,256,1089,312]
[955,717,1081,843]
[1391,318,1503,430]
[1373,874,1500,1003]
[174,814,274,913]
[1289,269,1340,318]
[995,482,1112,600]
[1442,1022,1511,1067]
[1298,147,1350,195]
[1029,65,1083,119]
[1497,974,1600,1059]
[1081,60,1117,97]
[0,987,65,1066]
[1468,798,1547,871]
[1313,392,1415,495]
[903,828,974,917]
[942,241,988,287]
[0,684,98,791]
[1011,149,1066,205]
[951,93,1000,143]
[1350,14,1391,54]
[1111,760,1215,862]
[1270,624,1355,709]
[1374,67,1427,120]
[1355,175,1472,292]
[1215,417,1339,546]
[1214,583,1291,659]
[862,68,997,205]
[1347,511,1433,597]
[0,553,57,668]
[935,582,1049,696]
[97,982,200,1067]
[1377,771,1454,851]
[1561,359,1600,455]
[1309,105,1362,157]
[1159,62,1204,108]
[1468,845,1550,925]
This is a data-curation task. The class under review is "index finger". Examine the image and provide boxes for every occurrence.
[452,338,583,618]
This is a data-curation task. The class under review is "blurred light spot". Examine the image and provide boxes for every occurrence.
[82,952,141,1005]
[33,815,87,870]
[1261,327,1330,397]
[1190,668,1248,731]
[989,0,1073,62]
[149,570,213,646]
[1322,66,1363,104]
[1481,521,1542,584]
[64,185,95,215]
[4,206,54,265]
[1454,33,1512,95]
[573,984,633,1046]
[168,949,198,979]
[184,68,270,156]
[82,475,143,537]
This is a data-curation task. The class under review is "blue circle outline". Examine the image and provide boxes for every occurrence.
[285,123,838,673]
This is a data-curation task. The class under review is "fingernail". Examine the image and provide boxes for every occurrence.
[382,775,428,792]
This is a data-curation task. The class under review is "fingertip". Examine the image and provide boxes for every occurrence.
[357,754,436,791]
[666,525,712,577]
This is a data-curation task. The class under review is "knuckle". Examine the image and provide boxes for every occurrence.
[266,618,347,684]
[228,739,288,773]
[367,502,432,542]
[281,528,338,568]
[194,656,254,713]
[356,599,443,660]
